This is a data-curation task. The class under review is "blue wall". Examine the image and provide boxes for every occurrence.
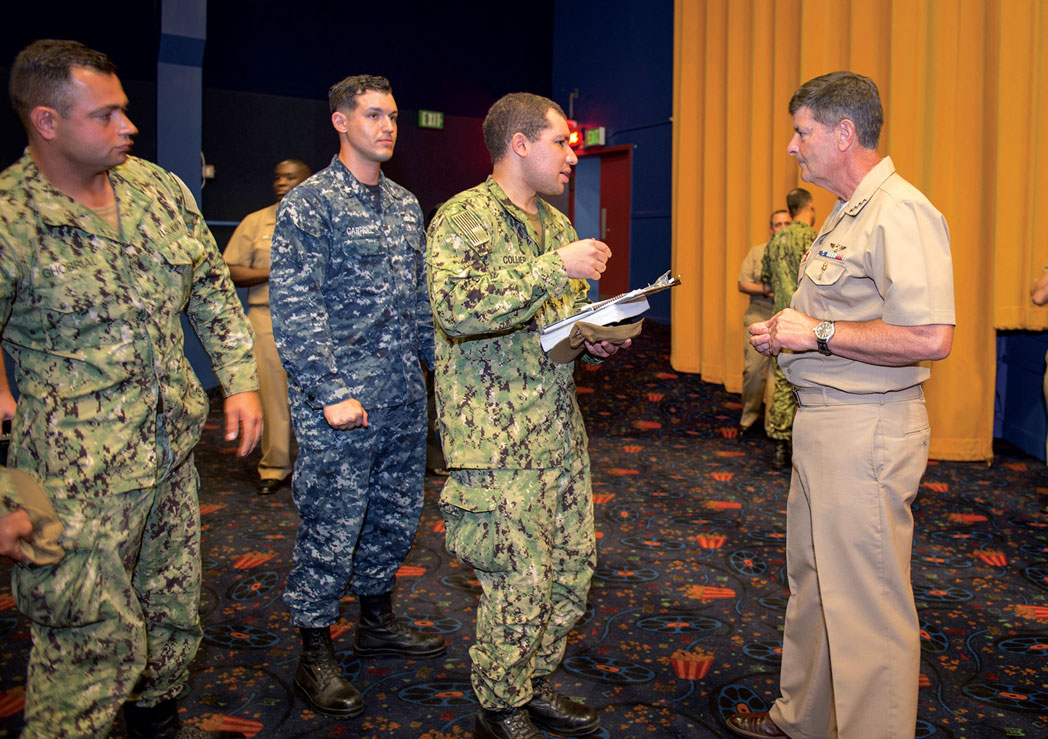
[553,0,675,322]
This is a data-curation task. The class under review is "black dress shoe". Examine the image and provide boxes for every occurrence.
[474,708,543,739]
[256,478,283,496]
[525,677,600,736]
[770,441,791,470]
[726,711,787,738]
[124,699,247,738]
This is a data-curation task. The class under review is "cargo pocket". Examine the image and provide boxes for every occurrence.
[438,470,510,573]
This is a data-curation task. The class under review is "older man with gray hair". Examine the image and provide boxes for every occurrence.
[731,72,955,739]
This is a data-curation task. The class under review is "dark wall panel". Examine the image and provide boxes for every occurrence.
[203,1,554,119]
[552,0,674,310]
[200,89,491,232]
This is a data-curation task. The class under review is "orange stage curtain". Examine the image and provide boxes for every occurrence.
[671,0,1048,461]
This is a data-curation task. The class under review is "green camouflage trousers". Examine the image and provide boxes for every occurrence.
[766,362,797,441]
[440,446,595,709]
[13,452,202,738]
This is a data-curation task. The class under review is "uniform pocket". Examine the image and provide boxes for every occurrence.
[438,470,509,573]
[803,258,846,286]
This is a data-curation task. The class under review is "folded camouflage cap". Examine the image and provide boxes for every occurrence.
[548,319,644,364]
[0,467,65,565]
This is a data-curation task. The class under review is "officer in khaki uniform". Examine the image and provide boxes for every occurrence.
[223,159,311,495]
[731,72,955,739]
[735,209,789,436]
[428,92,627,739]
[0,40,261,739]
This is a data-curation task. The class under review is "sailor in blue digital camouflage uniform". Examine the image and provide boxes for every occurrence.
[270,74,444,719]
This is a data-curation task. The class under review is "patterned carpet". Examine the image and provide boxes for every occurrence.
[2,321,1047,738]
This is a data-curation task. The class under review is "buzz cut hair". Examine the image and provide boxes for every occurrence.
[789,71,883,150]
[483,92,566,165]
[9,39,117,130]
[786,188,813,218]
[329,74,392,114]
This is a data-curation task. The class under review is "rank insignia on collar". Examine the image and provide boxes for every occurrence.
[817,242,847,261]
[450,211,490,247]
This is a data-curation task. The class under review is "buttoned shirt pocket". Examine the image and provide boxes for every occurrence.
[30,255,129,354]
[156,241,195,310]
[803,258,847,287]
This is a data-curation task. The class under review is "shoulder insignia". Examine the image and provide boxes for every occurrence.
[450,211,490,247]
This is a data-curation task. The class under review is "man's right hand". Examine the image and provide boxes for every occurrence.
[324,398,368,430]
[0,509,33,563]
[0,388,16,422]
[556,239,611,280]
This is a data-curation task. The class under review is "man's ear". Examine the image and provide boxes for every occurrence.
[331,110,347,134]
[29,106,59,142]
[836,118,856,151]
[509,131,529,158]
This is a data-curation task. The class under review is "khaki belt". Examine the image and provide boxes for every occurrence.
[793,385,924,407]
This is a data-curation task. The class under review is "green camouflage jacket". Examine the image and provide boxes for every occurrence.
[427,177,590,469]
[761,220,817,313]
[0,152,257,499]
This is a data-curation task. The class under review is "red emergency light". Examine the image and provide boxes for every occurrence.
[567,119,582,149]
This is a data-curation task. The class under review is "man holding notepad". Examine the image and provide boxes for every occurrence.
[427,92,629,739]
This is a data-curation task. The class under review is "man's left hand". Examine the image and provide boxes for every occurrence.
[750,308,818,356]
[585,338,633,359]
[224,391,263,457]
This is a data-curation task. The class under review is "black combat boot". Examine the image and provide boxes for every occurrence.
[771,440,791,470]
[474,707,544,739]
[123,698,246,739]
[293,626,365,717]
[353,591,446,658]
[525,676,601,736]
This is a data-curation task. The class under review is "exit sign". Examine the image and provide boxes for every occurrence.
[418,110,444,129]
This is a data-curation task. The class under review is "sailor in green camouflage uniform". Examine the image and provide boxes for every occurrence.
[0,41,261,739]
[428,93,627,739]
[760,188,817,469]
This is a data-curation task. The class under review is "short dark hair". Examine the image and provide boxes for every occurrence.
[769,209,788,227]
[328,75,392,114]
[482,92,566,164]
[788,71,883,150]
[9,39,117,129]
[786,188,813,217]
[277,158,311,177]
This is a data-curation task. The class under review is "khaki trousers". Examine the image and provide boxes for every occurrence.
[770,386,928,739]
[248,306,293,481]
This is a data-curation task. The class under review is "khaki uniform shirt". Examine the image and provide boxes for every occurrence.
[738,243,773,326]
[427,177,590,469]
[780,156,955,393]
[223,202,277,307]
[0,153,258,500]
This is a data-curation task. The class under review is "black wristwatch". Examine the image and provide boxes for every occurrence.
[813,320,835,356]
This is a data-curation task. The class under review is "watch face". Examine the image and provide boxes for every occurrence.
[815,321,834,340]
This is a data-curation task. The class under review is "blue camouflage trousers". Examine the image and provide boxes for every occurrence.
[13,438,201,738]
[440,430,595,709]
[284,396,427,627]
